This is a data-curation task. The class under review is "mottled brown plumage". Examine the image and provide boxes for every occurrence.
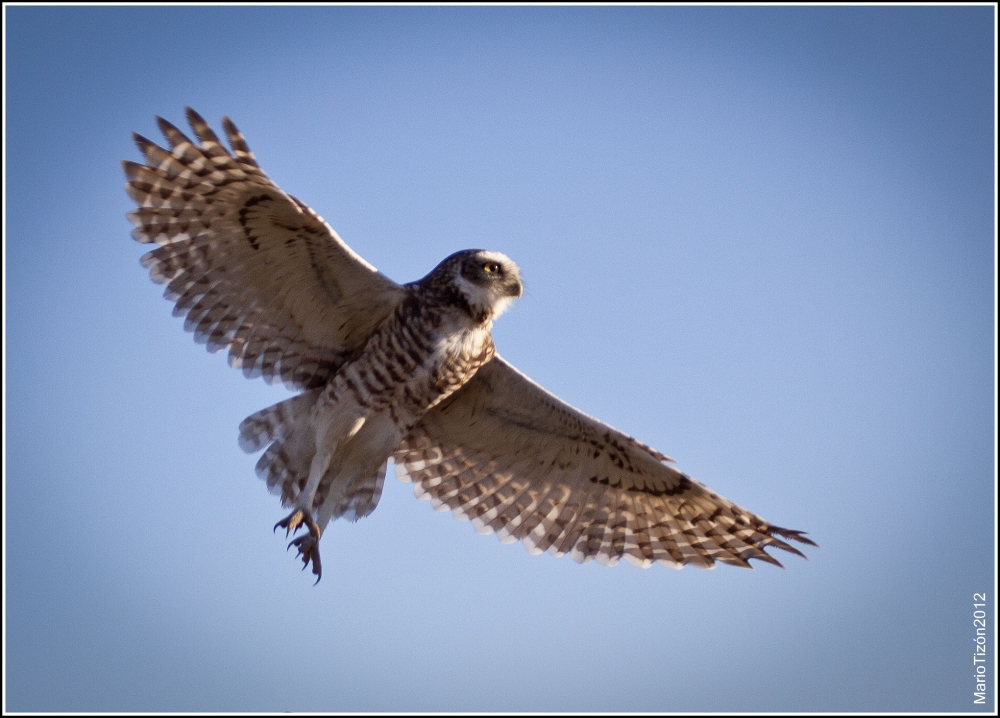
[127,108,814,580]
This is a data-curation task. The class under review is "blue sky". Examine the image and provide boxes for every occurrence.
[5,5,995,712]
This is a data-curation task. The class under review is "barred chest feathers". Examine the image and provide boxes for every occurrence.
[329,248,522,427]
[328,288,497,431]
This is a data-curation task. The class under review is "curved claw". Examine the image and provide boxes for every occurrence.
[276,510,323,583]
[288,533,322,583]
[274,509,306,537]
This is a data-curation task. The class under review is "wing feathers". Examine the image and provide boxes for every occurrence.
[397,356,813,569]
[221,115,261,168]
[126,109,405,390]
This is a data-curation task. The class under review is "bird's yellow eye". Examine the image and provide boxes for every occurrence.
[484,262,501,274]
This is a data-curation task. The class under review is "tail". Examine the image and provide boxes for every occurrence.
[319,460,389,524]
[239,389,322,506]
[239,391,391,522]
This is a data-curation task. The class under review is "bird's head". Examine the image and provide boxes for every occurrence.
[421,249,523,322]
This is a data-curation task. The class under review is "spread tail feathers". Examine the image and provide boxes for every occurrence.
[239,390,322,505]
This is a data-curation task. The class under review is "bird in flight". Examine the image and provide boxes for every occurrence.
[125,108,814,581]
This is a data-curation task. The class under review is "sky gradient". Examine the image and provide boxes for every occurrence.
[5,5,996,712]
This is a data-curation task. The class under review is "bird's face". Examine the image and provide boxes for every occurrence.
[454,249,523,319]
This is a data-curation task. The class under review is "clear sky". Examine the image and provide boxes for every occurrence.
[4,5,995,713]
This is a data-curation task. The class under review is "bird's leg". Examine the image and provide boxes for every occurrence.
[269,444,336,581]
[275,509,323,582]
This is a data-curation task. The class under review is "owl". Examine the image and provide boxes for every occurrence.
[125,108,814,581]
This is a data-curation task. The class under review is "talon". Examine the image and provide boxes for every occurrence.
[274,509,306,537]
[288,533,322,583]
[276,510,323,582]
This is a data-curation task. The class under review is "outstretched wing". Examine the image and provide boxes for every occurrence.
[395,356,815,569]
[125,107,405,389]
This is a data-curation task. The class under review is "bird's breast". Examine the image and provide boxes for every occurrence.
[336,311,495,429]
